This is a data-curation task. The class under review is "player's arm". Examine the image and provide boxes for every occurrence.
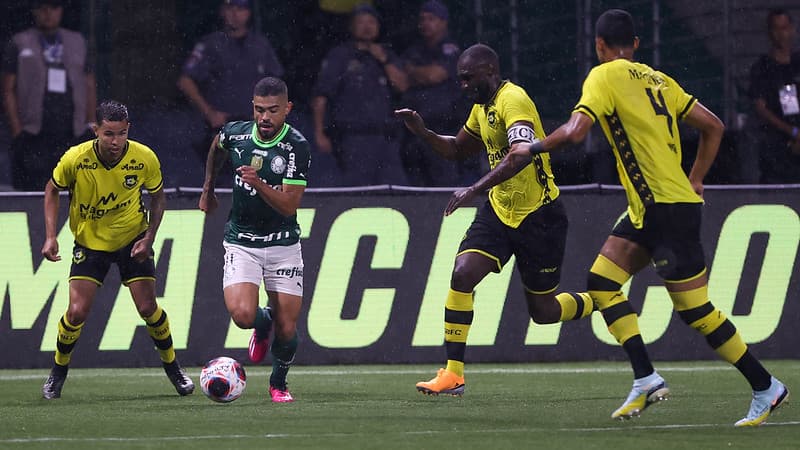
[444,115,592,215]
[199,133,227,214]
[394,108,483,160]
[682,101,724,197]
[237,165,305,217]
[41,180,62,262]
[131,187,166,262]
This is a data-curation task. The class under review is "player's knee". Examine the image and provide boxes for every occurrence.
[65,305,89,326]
[450,266,479,292]
[135,301,158,319]
[229,308,256,329]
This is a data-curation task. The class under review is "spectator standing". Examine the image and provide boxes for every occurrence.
[400,1,478,186]
[177,0,284,176]
[1,0,96,191]
[311,5,409,186]
[747,8,800,184]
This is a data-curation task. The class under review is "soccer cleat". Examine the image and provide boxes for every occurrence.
[248,307,272,363]
[42,365,69,400]
[269,385,295,403]
[416,368,465,396]
[611,376,669,420]
[163,360,195,396]
[734,377,789,427]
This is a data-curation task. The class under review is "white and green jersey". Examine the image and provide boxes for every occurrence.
[218,120,310,248]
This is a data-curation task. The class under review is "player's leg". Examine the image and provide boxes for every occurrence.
[261,242,304,402]
[590,234,668,419]
[43,244,108,399]
[122,242,193,396]
[222,242,273,363]
[416,251,496,396]
[656,204,788,426]
[514,200,594,324]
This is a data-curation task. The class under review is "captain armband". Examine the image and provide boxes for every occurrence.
[507,124,536,144]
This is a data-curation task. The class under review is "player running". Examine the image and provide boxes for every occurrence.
[444,9,788,426]
[199,77,310,403]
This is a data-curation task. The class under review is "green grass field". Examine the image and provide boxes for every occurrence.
[0,360,798,450]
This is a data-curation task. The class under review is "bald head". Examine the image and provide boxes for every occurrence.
[459,44,500,71]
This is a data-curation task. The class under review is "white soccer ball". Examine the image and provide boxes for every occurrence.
[200,356,247,403]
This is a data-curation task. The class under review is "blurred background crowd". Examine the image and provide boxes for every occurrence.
[1,0,799,191]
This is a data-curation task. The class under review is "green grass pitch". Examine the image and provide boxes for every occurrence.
[1,361,798,449]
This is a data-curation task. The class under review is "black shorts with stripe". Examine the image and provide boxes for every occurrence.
[458,199,567,293]
[69,233,156,285]
[611,202,706,281]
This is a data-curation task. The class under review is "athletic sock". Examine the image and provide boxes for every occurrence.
[253,306,272,338]
[555,292,594,321]
[55,314,84,366]
[270,334,298,389]
[144,306,176,364]
[443,289,473,377]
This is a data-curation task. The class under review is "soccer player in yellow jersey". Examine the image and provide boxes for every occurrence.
[447,10,789,426]
[396,43,594,396]
[40,100,194,399]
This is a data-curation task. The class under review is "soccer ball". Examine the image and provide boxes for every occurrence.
[200,356,246,403]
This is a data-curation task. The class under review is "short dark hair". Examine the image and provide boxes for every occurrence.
[253,77,288,98]
[767,8,792,30]
[96,100,129,123]
[596,9,636,48]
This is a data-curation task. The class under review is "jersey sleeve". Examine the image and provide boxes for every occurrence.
[463,105,481,140]
[574,66,613,123]
[284,139,310,186]
[663,73,698,121]
[499,88,540,130]
[143,147,164,193]
[51,149,75,190]
[217,122,233,150]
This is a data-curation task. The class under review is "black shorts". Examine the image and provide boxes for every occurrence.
[69,234,156,286]
[611,203,706,281]
[458,199,567,293]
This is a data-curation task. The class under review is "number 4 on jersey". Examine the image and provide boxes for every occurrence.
[645,88,674,137]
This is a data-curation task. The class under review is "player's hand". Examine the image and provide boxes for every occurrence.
[689,179,704,198]
[130,237,153,263]
[445,186,477,216]
[315,130,332,153]
[394,108,427,136]
[199,190,218,214]
[236,165,262,189]
[41,237,61,262]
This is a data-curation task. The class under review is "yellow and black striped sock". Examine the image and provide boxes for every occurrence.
[144,306,176,364]
[444,289,473,377]
[55,314,84,367]
[555,292,594,321]
[588,255,653,378]
[671,285,771,391]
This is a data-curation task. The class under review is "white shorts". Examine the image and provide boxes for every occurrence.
[222,241,304,297]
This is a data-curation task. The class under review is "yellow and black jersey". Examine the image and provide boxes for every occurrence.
[464,81,559,228]
[51,139,164,252]
[574,58,701,228]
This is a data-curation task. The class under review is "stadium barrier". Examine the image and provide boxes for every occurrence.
[0,185,798,368]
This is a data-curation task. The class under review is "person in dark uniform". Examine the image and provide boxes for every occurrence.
[311,4,409,186]
[747,8,800,183]
[177,0,284,182]
[400,0,478,186]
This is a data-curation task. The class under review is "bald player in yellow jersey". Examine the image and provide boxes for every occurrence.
[396,43,594,397]
[40,100,194,400]
[447,10,788,426]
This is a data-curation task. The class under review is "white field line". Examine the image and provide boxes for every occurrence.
[0,364,743,381]
[2,421,800,444]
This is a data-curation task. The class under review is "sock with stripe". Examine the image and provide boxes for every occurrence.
[555,292,594,321]
[144,306,176,364]
[670,285,771,391]
[444,289,473,378]
[55,313,85,367]
[588,255,654,379]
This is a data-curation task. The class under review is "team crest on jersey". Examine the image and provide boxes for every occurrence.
[487,110,497,128]
[270,155,287,174]
[123,175,138,189]
[73,248,86,264]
